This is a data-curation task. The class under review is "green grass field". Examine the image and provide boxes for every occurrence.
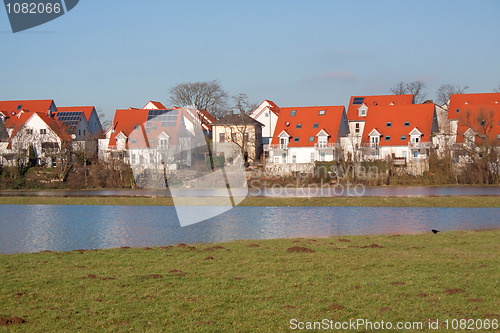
[1,195,499,207]
[1,230,499,332]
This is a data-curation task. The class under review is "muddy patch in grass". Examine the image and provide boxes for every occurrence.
[329,303,345,311]
[248,243,260,248]
[204,256,214,261]
[445,288,466,295]
[286,246,315,253]
[0,317,26,326]
[361,243,384,248]
[391,281,405,286]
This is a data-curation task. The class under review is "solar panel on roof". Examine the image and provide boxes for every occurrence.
[353,97,364,105]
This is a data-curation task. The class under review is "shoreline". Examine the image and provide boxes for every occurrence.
[0,195,499,207]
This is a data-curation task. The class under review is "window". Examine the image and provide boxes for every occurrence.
[319,110,326,115]
[79,129,81,135]
[385,135,391,141]
[159,138,168,149]
[292,155,297,163]
[294,137,300,142]
[313,123,319,128]
[320,152,326,161]
[456,108,460,113]
[40,129,47,135]
[404,121,410,127]
[401,135,407,141]
[83,130,86,136]
[308,136,315,142]
[17,105,22,110]
[386,122,392,127]
[26,129,33,135]
[296,123,302,129]
[310,152,315,162]
[243,132,249,142]
[265,112,269,117]
[231,133,237,142]
[290,110,296,116]
[353,97,364,105]
[131,139,137,145]
[360,108,366,116]
[355,123,360,133]
[131,154,136,165]
[219,133,225,142]
[497,134,500,141]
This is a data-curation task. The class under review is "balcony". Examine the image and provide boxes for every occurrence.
[408,142,433,149]
[268,144,288,151]
[314,142,336,150]
[359,143,380,156]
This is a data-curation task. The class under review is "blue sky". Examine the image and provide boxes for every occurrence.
[1,0,499,122]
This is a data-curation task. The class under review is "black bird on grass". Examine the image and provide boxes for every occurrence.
[431,229,440,234]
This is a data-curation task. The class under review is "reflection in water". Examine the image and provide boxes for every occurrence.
[0,205,498,254]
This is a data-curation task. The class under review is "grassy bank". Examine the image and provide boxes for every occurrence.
[1,230,499,332]
[0,195,499,207]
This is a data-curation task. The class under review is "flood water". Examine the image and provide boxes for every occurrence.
[0,205,498,254]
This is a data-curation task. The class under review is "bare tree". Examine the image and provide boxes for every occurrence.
[436,84,469,107]
[456,108,499,184]
[390,81,407,95]
[169,80,228,119]
[231,93,258,115]
[495,85,500,93]
[97,107,112,129]
[391,80,427,103]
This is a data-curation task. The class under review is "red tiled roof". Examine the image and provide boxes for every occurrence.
[108,108,149,148]
[0,99,55,117]
[454,104,500,144]
[263,100,280,115]
[347,94,414,122]
[143,101,167,109]
[57,106,96,122]
[108,107,196,149]
[361,104,436,146]
[448,93,500,120]
[271,106,346,147]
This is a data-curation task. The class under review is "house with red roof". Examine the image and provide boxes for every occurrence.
[249,100,280,145]
[343,94,414,161]
[99,102,206,174]
[0,99,98,166]
[267,106,348,164]
[360,103,438,163]
[57,106,103,138]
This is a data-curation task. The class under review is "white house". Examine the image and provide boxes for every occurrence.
[249,100,280,145]
[267,105,349,165]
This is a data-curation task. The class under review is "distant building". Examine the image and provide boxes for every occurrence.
[267,105,348,165]
[359,103,439,167]
[211,113,263,164]
[342,94,414,161]
[0,99,98,166]
[249,100,280,145]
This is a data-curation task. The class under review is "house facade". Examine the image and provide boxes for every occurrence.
[267,106,348,165]
[211,113,263,164]
[359,103,439,164]
[249,100,280,145]
[342,94,414,162]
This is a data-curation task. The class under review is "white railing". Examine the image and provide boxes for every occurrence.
[408,142,433,149]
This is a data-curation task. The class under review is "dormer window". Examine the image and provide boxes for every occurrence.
[294,137,300,142]
[385,135,391,141]
[358,104,368,117]
[319,110,326,115]
[404,121,410,127]
[386,122,392,127]
[290,110,296,116]
[296,123,302,129]
[401,135,407,140]
[308,136,314,142]
[313,123,319,128]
